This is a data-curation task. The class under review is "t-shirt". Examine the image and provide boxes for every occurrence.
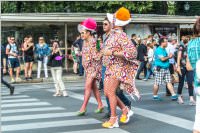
[6,43,18,58]
[154,46,170,69]
[50,52,63,67]
[178,45,187,68]
[165,43,176,64]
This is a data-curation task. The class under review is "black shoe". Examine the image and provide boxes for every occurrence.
[136,78,142,80]
[79,74,84,76]
[25,77,29,81]
[166,93,171,96]
[10,86,15,95]
[103,113,110,119]
[29,77,33,80]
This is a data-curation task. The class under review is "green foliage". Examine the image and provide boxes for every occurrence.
[1,1,153,14]
[1,1,200,16]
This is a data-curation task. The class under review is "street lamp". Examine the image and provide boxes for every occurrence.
[184,2,190,11]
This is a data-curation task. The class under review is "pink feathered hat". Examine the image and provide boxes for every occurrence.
[78,18,97,33]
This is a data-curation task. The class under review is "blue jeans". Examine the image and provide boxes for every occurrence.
[101,66,110,113]
[136,61,147,79]
[79,56,84,75]
[145,63,154,80]
[102,66,131,114]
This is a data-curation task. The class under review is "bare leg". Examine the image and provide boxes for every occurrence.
[79,77,94,112]
[28,62,33,77]
[9,68,14,79]
[153,84,159,95]
[16,67,20,79]
[92,79,103,109]
[24,63,29,78]
[166,83,176,95]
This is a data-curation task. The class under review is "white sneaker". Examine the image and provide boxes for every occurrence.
[62,90,68,97]
[11,78,15,83]
[16,77,22,82]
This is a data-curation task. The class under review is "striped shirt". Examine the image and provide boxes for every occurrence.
[187,37,200,87]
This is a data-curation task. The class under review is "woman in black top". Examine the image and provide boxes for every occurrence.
[22,35,34,80]
[177,38,196,105]
[50,41,68,97]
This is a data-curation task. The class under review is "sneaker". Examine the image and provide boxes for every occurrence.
[153,96,162,101]
[62,90,68,97]
[16,77,22,82]
[177,96,184,104]
[171,95,178,101]
[189,101,196,106]
[11,78,15,83]
[143,79,148,81]
[9,86,15,95]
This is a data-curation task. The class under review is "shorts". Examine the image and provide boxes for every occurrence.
[154,68,171,85]
[24,56,34,63]
[8,58,20,68]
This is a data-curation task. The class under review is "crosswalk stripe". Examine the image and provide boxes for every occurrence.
[67,91,194,131]
[60,128,130,133]
[2,112,76,122]
[1,102,51,108]
[2,118,101,132]
[2,95,30,99]
[2,107,65,114]
[2,98,40,104]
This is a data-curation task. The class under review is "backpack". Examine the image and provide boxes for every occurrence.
[7,43,20,55]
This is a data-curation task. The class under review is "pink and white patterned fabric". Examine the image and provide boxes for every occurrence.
[103,29,140,99]
[82,37,102,81]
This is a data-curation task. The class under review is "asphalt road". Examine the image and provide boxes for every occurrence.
[1,79,196,133]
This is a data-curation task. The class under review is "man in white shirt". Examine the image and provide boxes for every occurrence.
[6,36,22,83]
[165,37,177,96]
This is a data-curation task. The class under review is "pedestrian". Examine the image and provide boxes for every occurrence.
[22,35,34,80]
[35,36,51,79]
[136,38,148,80]
[102,7,139,128]
[49,41,68,97]
[71,45,79,74]
[143,42,154,81]
[6,36,22,83]
[187,17,200,133]
[153,38,178,101]
[1,44,15,95]
[131,34,138,47]
[101,17,132,119]
[73,35,84,76]
[77,18,104,116]
[176,37,196,105]
[165,37,177,96]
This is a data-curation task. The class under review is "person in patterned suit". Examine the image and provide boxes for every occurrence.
[77,18,104,116]
[102,7,140,128]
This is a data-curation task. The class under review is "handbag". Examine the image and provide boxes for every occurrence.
[186,60,193,71]
[146,62,151,69]
[171,73,179,83]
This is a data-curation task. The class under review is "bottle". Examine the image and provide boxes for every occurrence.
[96,40,100,51]
[72,50,77,62]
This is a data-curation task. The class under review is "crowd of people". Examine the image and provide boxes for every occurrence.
[1,6,200,133]
[74,7,200,132]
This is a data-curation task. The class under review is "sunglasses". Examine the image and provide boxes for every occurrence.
[103,23,108,26]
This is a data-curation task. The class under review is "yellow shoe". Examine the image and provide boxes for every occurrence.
[120,107,133,124]
[120,114,129,123]
[102,117,119,128]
